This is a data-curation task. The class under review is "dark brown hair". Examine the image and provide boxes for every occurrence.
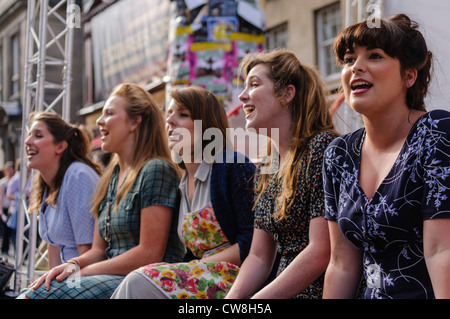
[333,14,432,111]
[28,112,101,213]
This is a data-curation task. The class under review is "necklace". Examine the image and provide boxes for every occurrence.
[104,166,130,245]
[117,167,130,191]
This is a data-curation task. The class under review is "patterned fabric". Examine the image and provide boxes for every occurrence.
[182,206,231,258]
[323,110,450,299]
[254,131,336,299]
[137,202,238,299]
[115,155,255,299]
[97,158,184,262]
[139,260,239,299]
[39,162,99,262]
[23,158,184,299]
[21,275,124,299]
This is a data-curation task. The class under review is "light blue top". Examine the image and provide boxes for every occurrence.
[39,161,99,262]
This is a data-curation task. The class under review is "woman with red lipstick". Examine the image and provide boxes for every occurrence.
[24,112,100,268]
[22,83,185,299]
[323,14,450,299]
[226,49,337,299]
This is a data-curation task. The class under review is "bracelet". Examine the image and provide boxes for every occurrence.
[67,259,80,268]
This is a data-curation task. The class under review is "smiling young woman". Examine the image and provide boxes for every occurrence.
[226,49,338,300]
[25,112,101,268]
[323,14,450,299]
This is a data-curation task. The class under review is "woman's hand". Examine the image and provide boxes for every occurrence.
[28,261,79,291]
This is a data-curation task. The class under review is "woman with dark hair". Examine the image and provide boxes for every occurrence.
[111,86,255,299]
[226,49,337,299]
[21,83,185,299]
[25,112,100,268]
[323,14,450,299]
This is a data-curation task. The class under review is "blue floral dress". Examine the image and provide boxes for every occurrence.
[323,110,450,299]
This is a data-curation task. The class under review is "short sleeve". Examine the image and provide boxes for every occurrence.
[139,159,180,209]
[296,132,334,219]
[65,163,99,244]
[421,114,450,220]
[305,132,336,220]
[323,137,343,222]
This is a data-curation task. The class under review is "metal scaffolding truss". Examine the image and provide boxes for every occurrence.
[14,0,75,293]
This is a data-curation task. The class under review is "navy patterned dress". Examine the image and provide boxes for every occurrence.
[323,110,450,299]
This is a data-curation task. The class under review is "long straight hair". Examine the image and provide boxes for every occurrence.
[91,83,179,216]
[240,49,336,219]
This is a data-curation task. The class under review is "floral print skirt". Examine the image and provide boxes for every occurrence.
[135,205,239,299]
[138,260,239,299]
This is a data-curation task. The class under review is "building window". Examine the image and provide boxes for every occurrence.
[316,3,341,78]
[10,32,20,100]
[266,22,288,50]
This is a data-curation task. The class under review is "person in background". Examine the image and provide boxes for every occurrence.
[5,159,31,250]
[0,161,15,257]
[112,86,256,299]
[21,83,185,299]
[25,112,101,268]
[322,14,450,299]
[94,152,112,173]
[226,49,338,299]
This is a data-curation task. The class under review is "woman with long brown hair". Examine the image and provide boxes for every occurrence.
[25,112,100,268]
[226,49,338,299]
[21,83,185,299]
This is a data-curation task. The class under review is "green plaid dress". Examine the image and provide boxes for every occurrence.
[23,158,185,299]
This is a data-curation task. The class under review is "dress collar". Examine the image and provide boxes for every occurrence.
[179,160,212,189]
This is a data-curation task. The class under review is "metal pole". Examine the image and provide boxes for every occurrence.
[22,0,49,288]
[62,0,75,121]
[14,0,37,294]
[36,0,48,112]
[15,0,74,293]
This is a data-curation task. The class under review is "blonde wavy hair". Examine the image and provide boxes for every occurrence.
[91,83,179,217]
[239,49,336,219]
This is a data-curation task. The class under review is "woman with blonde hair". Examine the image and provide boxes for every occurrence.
[226,49,338,299]
[21,83,184,299]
